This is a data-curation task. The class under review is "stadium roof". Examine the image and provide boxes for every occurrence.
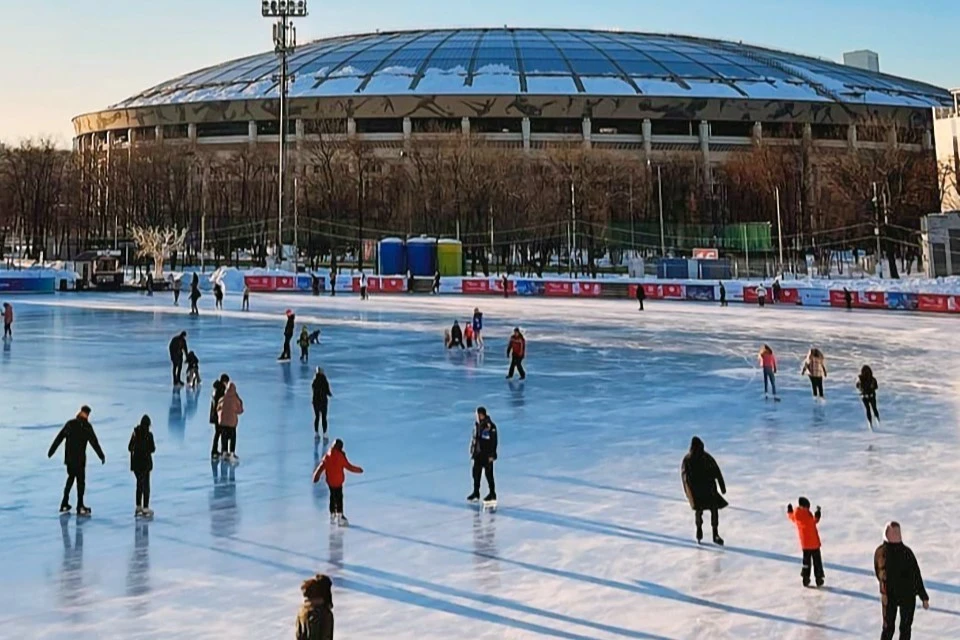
[113,28,951,110]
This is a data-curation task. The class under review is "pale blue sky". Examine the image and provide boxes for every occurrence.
[0,0,956,145]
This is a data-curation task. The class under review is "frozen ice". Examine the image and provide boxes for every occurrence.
[1,292,959,639]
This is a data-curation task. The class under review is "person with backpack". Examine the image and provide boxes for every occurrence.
[312,439,363,526]
[128,415,156,518]
[312,367,333,438]
[857,365,881,428]
[296,574,334,640]
[48,405,105,516]
[787,498,824,587]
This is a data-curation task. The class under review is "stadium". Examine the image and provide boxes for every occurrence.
[72,27,953,160]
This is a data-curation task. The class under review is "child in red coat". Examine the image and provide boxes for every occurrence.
[787,497,824,587]
[312,439,363,526]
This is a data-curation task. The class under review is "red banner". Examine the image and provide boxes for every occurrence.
[491,279,516,295]
[462,279,490,294]
[352,277,382,293]
[379,277,404,293]
[544,281,572,297]
[244,275,277,292]
[918,294,948,313]
[576,282,602,297]
[949,296,960,313]
[661,284,684,299]
[780,288,799,304]
[859,291,886,309]
[829,290,851,307]
[276,276,295,291]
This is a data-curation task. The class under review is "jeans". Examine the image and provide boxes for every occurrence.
[763,367,777,395]
[221,429,236,454]
[809,376,824,397]
[135,471,151,509]
[862,396,880,422]
[62,467,86,509]
[329,486,344,514]
[300,345,309,361]
[880,600,916,640]
[801,548,824,582]
[313,401,328,434]
[507,356,526,379]
[472,458,496,496]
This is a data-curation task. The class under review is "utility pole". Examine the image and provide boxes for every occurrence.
[872,181,884,278]
[775,186,784,275]
[570,181,577,277]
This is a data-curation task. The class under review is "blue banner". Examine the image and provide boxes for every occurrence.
[514,280,544,296]
[887,292,919,311]
[685,284,715,301]
[0,276,56,293]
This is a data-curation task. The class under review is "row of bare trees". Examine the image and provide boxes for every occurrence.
[0,129,947,277]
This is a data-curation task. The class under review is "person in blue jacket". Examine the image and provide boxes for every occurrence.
[472,308,484,349]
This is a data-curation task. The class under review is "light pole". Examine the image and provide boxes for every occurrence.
[261,0,308,267]
[647,160,666,257]
[774,186,784,275]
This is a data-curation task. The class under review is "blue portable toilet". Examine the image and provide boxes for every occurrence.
[406,236,437,277]
[378,237,406,276]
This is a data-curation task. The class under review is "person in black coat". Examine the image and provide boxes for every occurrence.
[719,281,727,307]
[146,272,154,296]
[681,436,727,545]
[467,407,498,502]
[279,310,296,361]
[312,367,333,437]
[48,406,105,516]
[214,282,224,309]
[168,331,188,386]
[210,374,230,458]
[875,521,930,640]
[189,285,201,315]
[843,287,853,311]
[128,415,156,517]
[448,321,465,349]
[635,284,646,311]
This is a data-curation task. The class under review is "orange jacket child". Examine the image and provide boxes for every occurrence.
[787,497,825,587]
[312,439,363,488]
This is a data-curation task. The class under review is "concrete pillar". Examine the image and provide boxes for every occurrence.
[402,117,412,141]
[923,129,933,151]
[248,120,257,146]
[752,121,763,145]
[128,128,137,146]
[347,117,357,137]
[847,123,858,150]
[155,125,164,144]
[803,122,813,144]
[188,123,197,143]
[461,117,470,136]
[521,117,531,150]
[887,126,898,148]
[642,118,652,157]
[582,117,592,149]
[296,118,305,140]
[698,120,711,183]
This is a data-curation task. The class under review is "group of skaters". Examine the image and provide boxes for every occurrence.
[170,273,251,313]
[443,308,527,381]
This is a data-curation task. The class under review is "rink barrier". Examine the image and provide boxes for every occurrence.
[0,275,56,294]
[242,274,960,315]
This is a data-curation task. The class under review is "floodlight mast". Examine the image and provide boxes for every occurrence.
[261,1,308,268]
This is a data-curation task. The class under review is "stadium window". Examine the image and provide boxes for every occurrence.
[710,121,753,138]
[857,125,888,143]
[256,120,297,136]
[810,124,848,141]
[591,119,642,135]
[762,122,801,139]
[197,122,250,138]
[162,124,189,139]
[411,118,462,133]
[304,119,347,135]
[651,120,694,136]
[472,118,522,134]
[134,126,156,142]
[355,118,404,134]
[897,127,924,145]
[530,118,582,134]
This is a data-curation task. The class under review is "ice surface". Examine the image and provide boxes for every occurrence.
[2,293,960,639]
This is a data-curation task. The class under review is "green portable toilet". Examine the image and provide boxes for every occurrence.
[437,238,463,276]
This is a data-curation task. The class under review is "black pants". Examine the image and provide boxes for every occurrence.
[191,298,199,314]
[135,471,151,509]
[862,396,880,421]
[300,345,309,361]
[329,486,344,514]
[880,600,916,640]
[472,458,496,496]
[360,287,367,300]
[507,355,526,379]
[173,289,180,305]
[759,298,765,307]
[221,429,236,454]
[4,322,11,337]
[637,299,644,310]
[801,548,825,582]
[211,425,223,455]
[215,297,222,309]
[62,467,86,509]
[172,360,183,385]
[449,337,464,349]
[242,296,249,310]
[313,401,329,434]
[809,376,824,397]
[694,508,719,535]
[720,297,727,307]
[281,336,292,360]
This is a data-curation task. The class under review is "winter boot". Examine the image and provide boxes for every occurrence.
[712,528,724,546]
[338,514,350,526]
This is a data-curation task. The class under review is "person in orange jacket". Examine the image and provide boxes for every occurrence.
[312,438,363,526]
[787,497,824,587]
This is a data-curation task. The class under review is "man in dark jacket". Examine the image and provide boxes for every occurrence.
[681,436,727,545]
[467,407,498,503]
[875,521,929,640]
[844,287,853,311]
[48,406,105,516]
[506,328,526,380]
[449,321,465,349]
[635,284,646,311]
[312,367,333,437]
[128,414,156,517]
[279,310,295,361]
[719,281,727,307]
[169,331,188,386]
[772,279,782,304]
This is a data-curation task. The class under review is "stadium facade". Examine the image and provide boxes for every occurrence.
[73,27,953,164]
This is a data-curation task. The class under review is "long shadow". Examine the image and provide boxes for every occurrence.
[155,531,616,640]
[231,536,670,640]
[346,524,847,634]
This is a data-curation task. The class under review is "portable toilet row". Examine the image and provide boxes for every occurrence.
[377,237,463,277]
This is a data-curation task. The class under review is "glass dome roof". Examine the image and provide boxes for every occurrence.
[112,28,951,109]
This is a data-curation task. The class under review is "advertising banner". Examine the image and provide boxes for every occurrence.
[0,276,56,293]
[379,277,405,293]
[887,292,919,311]
[244,275,277,292]
[296,275,313,291]
[685,284,715,301]
[859,291,886,309]
[573,282,602,297]
[829,290,851,307]
[948,296,960,313]
[661,283,684,299]
[917,293,948,313]
[491,278,516,295]
[461,279,490,294]
[544,281,572,297]
[515,280,543,296]
[798,288,831,307]
[779,288,799,304]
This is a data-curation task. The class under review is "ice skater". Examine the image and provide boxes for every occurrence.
[312,438,364,526]
[875,522,930,640]
[217,382,244,462]
[844,287,853,311]
[501,273,509,298]
[407,269,415,294]
[857,365,881,428]
[48,405,105,516]
[432,270,440,294]
[189,284,201,315]
[772,279,782,304]
[359,271,368,300]
[464,321,475,349]
[801,348,827,400]
[146,272,154,296]
[172,275,182,306]
[279,309,295,361]
[128,415,156,518]
[311,273,320,296]
[506,327,526,380]
[168,331,188,386]
[466,407,498,505]
[719,281,727,307]
[472,308,484,349]
[756,283,767,308]
[787,498,824,587]
[242,284,250,311]
[214,282,224,310]
[312,367,332,438]
[209,374,229,459]
[308,329,322,345]
[636,283,645,311]
[681,436,726,545]
[299,326,311,362]
[758,344,779,400]
[185,350,201,387]
[448,320,465,349]
[330,270,337,297]
[2,302,12,339]
[296,574,334,640]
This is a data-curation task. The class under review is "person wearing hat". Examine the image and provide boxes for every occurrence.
[312,367,333,438]
[128,415,156,518]
[875,521,929,639]
[168,331,188,386]
[48,405,105,516]
[279,309,296,361]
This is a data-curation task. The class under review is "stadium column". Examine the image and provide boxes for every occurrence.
[248,121,257,148]
[128,128,137,146]
[522,117,531,151]
[582,117,592,149]
[698,120,711,185]
[188,123,197,144]
[642,119,652,159]
[847,123,858,150]
[155,125,163,144]
[347,118,357,137]
[923,129,932,151]
[752,122,762,145]
[461,117,470,136]
[403,117,412,145]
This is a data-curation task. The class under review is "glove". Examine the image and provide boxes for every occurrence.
[787,503,793,512]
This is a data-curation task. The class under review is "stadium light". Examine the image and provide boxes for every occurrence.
[260,0,308,268]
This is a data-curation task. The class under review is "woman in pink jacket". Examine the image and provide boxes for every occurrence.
[758,344,779,400]
[217,382,244,462]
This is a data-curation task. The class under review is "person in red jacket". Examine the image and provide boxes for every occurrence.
[787,497,824,587]
[312,439,363,526]
[506,327,526,380]
[2,302,12,339]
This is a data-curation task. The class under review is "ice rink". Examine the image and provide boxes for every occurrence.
[1,290,959,639]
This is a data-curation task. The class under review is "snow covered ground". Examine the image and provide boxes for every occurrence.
[1,292,959,639]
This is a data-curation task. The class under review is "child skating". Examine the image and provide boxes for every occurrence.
[312,438,363,526]
[758,344,779,401]
[128,415,156,518]
[857,365,881,428]
[801,348,827,400]
[185,350,201,388]
[299,326,310,362]
[787,498,824,587]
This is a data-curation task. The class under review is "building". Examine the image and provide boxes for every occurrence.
[843,50,880,73]
[934,89,960,212]
[921,212,960,277]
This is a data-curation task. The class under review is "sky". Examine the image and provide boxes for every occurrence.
[0,0,957,146]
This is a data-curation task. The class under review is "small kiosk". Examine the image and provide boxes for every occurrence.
[73,250,123,290]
